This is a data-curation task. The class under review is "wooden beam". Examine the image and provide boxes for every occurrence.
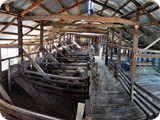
[5,3,10,12]
[105,31,109,65]
[23,48,46,74]
[0,83,12,104]
[129,0,160,27]
[0,10,17,17]
[18,20,23,63]
[45,22,123,28]
[40,22,43,52]
[112,1,130,17]
[117,30,122,77]
[0,18,16,34]
[26,0,52,15]
[14,76,40,99]
[0,31,37,37]
[141,37,160,52]
[57,28,110,33]
[56,0,87,14]
[23,24,39,36]
[55,0,69,14]
[110,30,114,61]
[20,0,45,16]
[92,0,123,15]
[136,53,160,58]
[131,8,140,101]
[18,15,139,25]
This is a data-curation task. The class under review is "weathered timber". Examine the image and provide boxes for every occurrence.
[0,83,12,104]
[0,99,61,120]
[14,76,40,99]
[25,70,88,81]
[18,15,139,25]
[76,103,85,120]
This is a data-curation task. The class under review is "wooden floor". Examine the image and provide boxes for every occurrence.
[90,57,147,120]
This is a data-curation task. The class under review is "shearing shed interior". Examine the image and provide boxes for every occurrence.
[0,0,160,120]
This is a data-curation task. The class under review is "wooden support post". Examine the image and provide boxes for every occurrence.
[110,30,114,61]
[131,8,140,101]
[40,21,44,52]
[105,32,109,66]
[18,20,23,64]
[0,48,2,82]
[58,33,62,44]
[116,30,122,77]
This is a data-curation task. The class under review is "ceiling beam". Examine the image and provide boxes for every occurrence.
[111,1,130,17]
[54,28,110,33]
[20,0,45,16]
[26,0,52,15]
[44,22,123,28]
[18,15,139,25]
[57,0,87,15]
[92,0,123,15]
[55,0,69,14]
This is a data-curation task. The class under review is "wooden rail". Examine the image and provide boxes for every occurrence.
[90,62,99,90]
[118,66,160,119]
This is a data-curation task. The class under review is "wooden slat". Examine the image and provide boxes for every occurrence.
[14,76,40,99]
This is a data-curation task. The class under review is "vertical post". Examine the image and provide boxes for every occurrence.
[105,32,109,66]
[110,30,114,61]
[102,35,105,60]
[18,20,23,64]
[0,48,2,83]
[131,8,140,101]
[58,33,62,44]
[116,29,122,77]
[40,21,44,52]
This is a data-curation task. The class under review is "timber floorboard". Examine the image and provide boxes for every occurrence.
[90,57,146,120]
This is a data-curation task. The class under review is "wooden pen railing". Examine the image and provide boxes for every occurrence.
[118,66,160,119]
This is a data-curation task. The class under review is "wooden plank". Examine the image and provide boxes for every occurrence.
[14,76,40,99]
[18,15,139,25]
[0,83,12,104]
[20,0,45,16]
[105,32,109,66]
[76,103,85,120]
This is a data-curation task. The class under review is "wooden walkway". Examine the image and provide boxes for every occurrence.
[90,57,147,120]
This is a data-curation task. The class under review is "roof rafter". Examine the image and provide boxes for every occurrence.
[92,0,123,15]
[55,0,69,15]
[56,0,87,14]
[21,0,45,16]
[26,0,52,15]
